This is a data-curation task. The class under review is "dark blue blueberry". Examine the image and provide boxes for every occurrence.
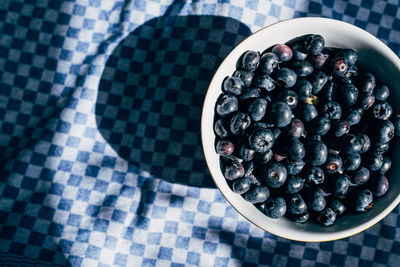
[253,74,276,92]
[324,154,343,173]
[343,134,363,154]
[263,161,287,188]
[371,142,389,155]
[263,197,287,218]
[240,50,260,72]
[283,175,304,194]
[358,92,375,110]
[394,114,400,136]
[254,149,273,164]
[304,166,325,185]
[320,80,335,101]
[305,188,326,212]
[232,177,252,194]
[365,153,384,171]
[330,200,346,216]
[357,133,371,154]
[286,118,306,138]
[333,174,351,198]
[248,98,267,121]
[216,139,234,156]
[224,163,245,180]
[343,109,362,126]
[248,128,275,153]
[222,76,244,95]
[304,34,325,55]
[271,44,293,62]
[371,101,393,120]
[277,89,298,110]
[375,120,395,143]
[308,52,329,69]
[285,159,306,176]
[294,79,312,101]
[239,144,255,161]
[331,57,348,77]
[244,185,269,204]
[287,193,307,215]
[216,94,238,117]
[309,71,328,95]
[233,69,253,87]
[239,88,259,101]
[345,64,358,79]
[343,153,361,171]
[339,83,358,107]
[244,161,254,177]
[320,101,341,119]
[290,41,308,60]
[287,212,309,223]
[268,101,293,128]
[355,189,374,212]
[317,207,336,226]
[259,52,279,74]
[286,137,305,161]
[374,85,390,101]
[305,139,328,166]
[350,167,370,185]
[298,103,318,122]
[275,68,297,88]
[373,174,389,197]
[214,119,229,138]
[336,49,357,66]
[356,72,376,93]
[331,120,350,137]
[291,60,314,77]
[230,112,251,135]
[311,116,331,136]
[379,156,391,174]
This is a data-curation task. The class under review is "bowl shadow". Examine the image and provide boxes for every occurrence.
[95,14,251,188]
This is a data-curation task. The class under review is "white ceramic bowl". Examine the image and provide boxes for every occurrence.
[201,17,400,242]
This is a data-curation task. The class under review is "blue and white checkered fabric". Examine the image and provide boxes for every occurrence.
[1,0,400,266]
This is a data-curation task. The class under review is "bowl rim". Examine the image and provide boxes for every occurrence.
[201,17,400,242]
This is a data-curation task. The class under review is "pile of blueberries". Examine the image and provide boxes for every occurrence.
[213,34,400,226]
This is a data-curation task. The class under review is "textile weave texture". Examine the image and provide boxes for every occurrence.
[1,0,400,266]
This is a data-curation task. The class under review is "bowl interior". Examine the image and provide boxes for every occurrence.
[201,18,400,242]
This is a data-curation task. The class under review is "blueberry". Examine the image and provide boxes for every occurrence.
[268,101,293,128]
[216,139,234,156]
[343,109,362,126]
[305,188,326,212]
[331,57,348,77]
[287,193,307,215]
[232,177,252,194]
[371,142,389,155]
[336,49,357,66]
[308,52,329,69]
[275,68,297,88]
[298,103,318,122]
[224,162,245,180]
[379,156,391,174]
[304,166,325,185]
[233,69,253,87]
[350,167,370,185]
[263,197,287,218]
[324,154,343,173]
[311,116,331,136]
[309,71,328,95]
[216,94,238,117]
[240,50,260,72]
[320,80,335,101]
[263,161,287,188]
[254,149,273,164]
[253,74,276,92]
[343,134,363,154]
[330,200,346,216]
[214,118,229,138]
[373,174,389,197]
[244,161,254,177]
[365,153,384,171]
[248,98,267,121]
[317,207,336,226]
[331,120,350,137]
[287,212,309,223]
[277,89,298,110]
[320,101,342,119]
[333,173,351,198]
[354,189,374,212]
[371,101,393,120]
[290,41,308,60]
[339,83,358,106]
[244,185,270,204]
[239,88,260,100]
[394,114,400,136]
[357,133,371,154]
[259,52,279,74]
[271,44,293,62]
[285,159,306,176]
[283,175,305,194]
[305,139,328,166]
[294,79,312,101]
[239,144,255,161]
[291,60,314,77]
[286,118,306,138]
[222,76,244,95]
[248,128,275,153]
[358,92,375,110]
[375,120,395,143]
[230,112,251,135]
[374,85,390,101]
[304,34,325,55]
[356,72,376,93]
[286,137,306,160]
[343,153,361,171]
